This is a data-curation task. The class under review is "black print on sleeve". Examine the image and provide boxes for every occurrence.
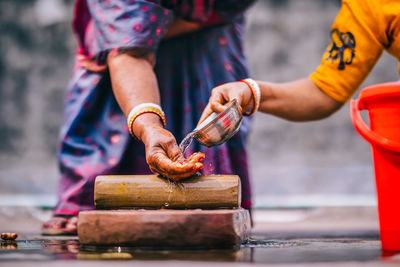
[325,28,356,70]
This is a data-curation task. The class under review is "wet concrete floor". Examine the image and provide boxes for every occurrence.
[1,207,399,266]
[1,235,400,266]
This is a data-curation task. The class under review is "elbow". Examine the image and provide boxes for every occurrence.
[107,48,156,68]
[305,98,343,121]
[305,86,344,121]
[286,97,343,122]
[313,104,341,120]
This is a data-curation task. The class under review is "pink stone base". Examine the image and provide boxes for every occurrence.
[78,209,250,248]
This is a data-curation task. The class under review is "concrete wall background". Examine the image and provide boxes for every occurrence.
[245,0,398,206]
[0,0,398,206]
[0,0,75,195]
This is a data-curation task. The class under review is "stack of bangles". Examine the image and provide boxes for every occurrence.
[127,103,166,138]
[239,78,261,116]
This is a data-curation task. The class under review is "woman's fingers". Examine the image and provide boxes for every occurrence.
[168,154,204,181]
[186,152,205,164]
[197,88,229,125]
[148,151,203,181]
[198,83,248,125]
[197,103,213,126]
[209,87,229,113]
[77,54,107,73]
[161,136,185,162]
[150,152,193,174]
[142,125,205,181]
[142,129,190,178]
[186,152,205,175]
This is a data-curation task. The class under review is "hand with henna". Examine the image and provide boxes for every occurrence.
[133,113,204,181]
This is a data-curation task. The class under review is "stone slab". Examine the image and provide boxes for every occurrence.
[78,209,250,248]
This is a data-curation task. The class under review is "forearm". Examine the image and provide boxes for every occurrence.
[257,78,343,121]
[107,51,162,139]
[106,50,203,179]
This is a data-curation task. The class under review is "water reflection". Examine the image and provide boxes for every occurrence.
[78,246,252,261]
[242,238,306,248]
[381,250,400,264]
[42,239,79,260]
[0,238,398,264]
[1,241,18,250]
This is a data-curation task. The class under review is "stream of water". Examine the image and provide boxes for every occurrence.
[179,132,195,154]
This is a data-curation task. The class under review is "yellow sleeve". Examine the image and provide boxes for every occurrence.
[310,0,385,103]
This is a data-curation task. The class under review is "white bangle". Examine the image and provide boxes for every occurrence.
[126,103,166,137]
[241,78,261,116]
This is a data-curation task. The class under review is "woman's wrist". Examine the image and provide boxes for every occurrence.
[132,113,165,142]
[127,103,166,141]
[239,78,261,116]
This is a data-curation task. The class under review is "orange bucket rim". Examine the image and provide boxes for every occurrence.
[358,81,400,109]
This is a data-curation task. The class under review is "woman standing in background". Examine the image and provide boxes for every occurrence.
[42,0,255,235]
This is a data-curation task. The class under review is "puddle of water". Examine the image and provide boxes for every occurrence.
[0,237,397,264]
[242,238,306,248]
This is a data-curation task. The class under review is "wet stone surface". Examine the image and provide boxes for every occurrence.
[1,236,400,265]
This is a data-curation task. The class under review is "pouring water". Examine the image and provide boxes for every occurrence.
[179,99,243,152]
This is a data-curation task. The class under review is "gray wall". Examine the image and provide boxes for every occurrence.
[245,1,398,206]
[0,0,75,195]
[0,0,398,206]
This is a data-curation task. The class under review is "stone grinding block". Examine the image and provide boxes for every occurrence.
[78,209,250,248]
[94,175,241,209]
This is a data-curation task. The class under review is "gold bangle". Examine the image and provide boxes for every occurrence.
[128,107,166,138]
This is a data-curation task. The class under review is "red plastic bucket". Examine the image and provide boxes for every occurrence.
[350,81,400,251]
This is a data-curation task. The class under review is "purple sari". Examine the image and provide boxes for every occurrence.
[55,0,254,215]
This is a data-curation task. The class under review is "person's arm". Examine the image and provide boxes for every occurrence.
[107,50,203,180]
[200,0,392,123]
[78,19,204,73]
[79,1,207,180]
[258,78,342,121]
[77,20,207,179]
[198,78,342,123]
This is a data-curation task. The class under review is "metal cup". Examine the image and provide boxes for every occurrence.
[193,99,243,147]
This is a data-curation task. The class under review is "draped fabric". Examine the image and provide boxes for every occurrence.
[55,0,254,215]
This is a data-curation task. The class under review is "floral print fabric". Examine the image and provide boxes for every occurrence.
[54,0,254,215]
